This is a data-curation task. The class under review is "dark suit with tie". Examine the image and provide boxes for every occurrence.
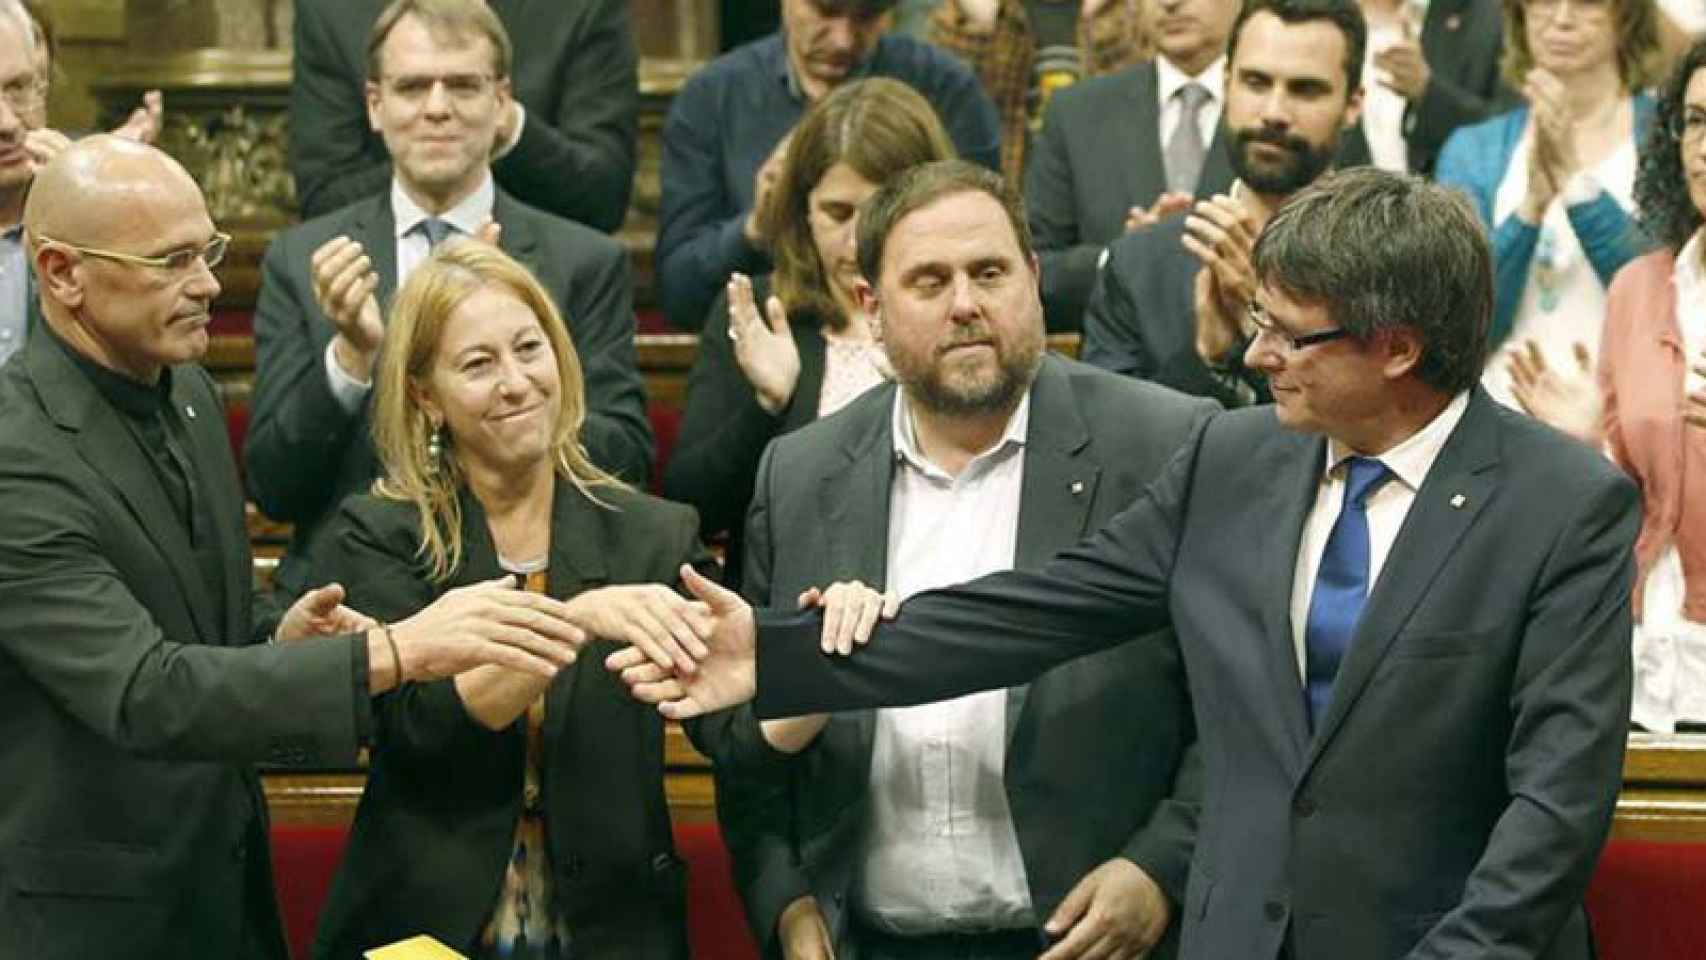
[1025,61,1236,333]
[691,355,1217,959]
[290,0,638,230]
[0,330,373,960]
[1081,216,1270,407]
[244,187,651,600]
[753,392,1636,960]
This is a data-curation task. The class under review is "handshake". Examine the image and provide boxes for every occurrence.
[284,566,893,715]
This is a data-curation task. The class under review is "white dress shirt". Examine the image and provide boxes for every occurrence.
[1288,393,1471,680]
[1156,54,1225,161]
[323,173,498,410]
[857,391,1036,935]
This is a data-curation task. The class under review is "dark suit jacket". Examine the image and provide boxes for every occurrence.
[1404,0,1508,175]
[1081,216,1269,407]
[290,0,638,230]
[1025,61,1236,333]
[754,392,1637,960]
[691,356,1218,959]
[662,277,829,593]
[0,330,371,960]
[311,482,708,959]
[244,188,651,598]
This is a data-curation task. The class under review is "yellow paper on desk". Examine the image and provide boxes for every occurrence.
[363,935,469,959]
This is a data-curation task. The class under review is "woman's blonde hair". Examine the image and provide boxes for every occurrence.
[758,77,956,322]
[371,240,622,582]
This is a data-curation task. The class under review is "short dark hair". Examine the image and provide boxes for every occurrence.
[855,159,1033,284]
[366,0,512,81]
[1635,38,1706,252]
[1226,0,1366,93]
[1252,168,1491,395]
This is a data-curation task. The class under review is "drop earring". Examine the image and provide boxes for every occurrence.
[426,423,443,472]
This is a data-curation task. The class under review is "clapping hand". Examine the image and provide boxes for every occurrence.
[1373,23,1430,101]
[310,236,385,382]
[112,90,165,144]
[1506,338,1601,442]
[727,272,802,415]
[1124,192,1194,234]
[1182,193,1258,365]
[744,132,794,247]
[1521,70,1580,222]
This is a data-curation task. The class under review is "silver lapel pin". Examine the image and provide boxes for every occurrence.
[1450,493,1466,509]
[1070,480,1085,495]
[184,405,196,420]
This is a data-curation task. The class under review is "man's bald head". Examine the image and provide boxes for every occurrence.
[27,134,220,384]
[25,134,203,246]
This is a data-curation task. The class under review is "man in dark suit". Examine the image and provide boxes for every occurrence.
[0,135,589,960]
[290,0,636,231]
[689,161,1215,959]
[1082,0,1366,407]
[247,0,651,601]
[1363,0,1505,176]
[655,0,1002,331]
[1024,0,1241,331]
[623,166,1637,960]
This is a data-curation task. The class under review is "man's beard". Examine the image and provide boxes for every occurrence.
[1225,124,1340,195]
[894,325,1043,419]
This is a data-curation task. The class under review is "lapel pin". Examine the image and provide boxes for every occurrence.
[1445,13,1461,29]
[1450,493,1466,508]
[1070,481,1085,495]
[184,404,196,420]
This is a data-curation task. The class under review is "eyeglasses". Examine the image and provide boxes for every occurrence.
[37,232,231,274]
[1671,107,1706,144]
[1522,0,1610,18]
[0,71,45,114]
[379,73,497,105]
[1247,301,1350,351]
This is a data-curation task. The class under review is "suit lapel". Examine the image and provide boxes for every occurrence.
[1196,124,1235,199]
[1008,359,1098,742]
[493,191,544,279]
[1257,430,1325,767]
[820,389,897,755]
[1121,63,1168,208]
[350,194,400,309]
[1303,394,1500,771]
[27,334,219,642]
[172,371,253,645]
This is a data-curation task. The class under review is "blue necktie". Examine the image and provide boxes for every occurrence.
[1303,456,1392,730]
[418,217,455,248]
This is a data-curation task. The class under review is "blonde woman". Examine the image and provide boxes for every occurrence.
[312,241,712,960]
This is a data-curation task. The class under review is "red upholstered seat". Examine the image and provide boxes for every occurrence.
[269,820,758,960]
[1586,839,1706,959]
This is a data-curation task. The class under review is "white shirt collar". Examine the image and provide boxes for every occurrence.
[1675,232,1706,297]
[1324,390,1471,493]
[1156,54,1225,110]
[390,171,496,242]
[891,387,1032,480]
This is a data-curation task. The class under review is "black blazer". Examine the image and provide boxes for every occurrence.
[289,0,638,230]
[753,392,1637,960]
[662,276,829,592]
[1081,216,1270,407]
[311,482,709,959]
[1025,61,1236,333]
[1405,0,1509,174]
[0,330,369,960]
[244,188,652,598]
[690,356,1218,959]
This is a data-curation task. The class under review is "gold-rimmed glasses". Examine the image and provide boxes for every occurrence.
[36,232,231,274]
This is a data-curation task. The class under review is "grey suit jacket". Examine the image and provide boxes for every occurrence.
[1081,216,1269,407]
[690,355,1217,959]
[289,0,638,230]
[1026,61,1236,333]
[0,329,370,960]
[754,392,1637,960]
[244,188,651,598]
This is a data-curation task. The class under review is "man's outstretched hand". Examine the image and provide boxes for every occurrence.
[604,565,758,719]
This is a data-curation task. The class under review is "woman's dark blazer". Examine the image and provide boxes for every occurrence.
[663,275,832,589]
[310,480,709,959]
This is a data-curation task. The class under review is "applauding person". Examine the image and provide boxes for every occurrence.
[1437,0,1662,407]
[663,78,956,590]
[311,242,715,959]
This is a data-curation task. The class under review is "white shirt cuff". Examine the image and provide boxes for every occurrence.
[494,102,526,160]
[324,339,373,412]
[1562,171,1602,206]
